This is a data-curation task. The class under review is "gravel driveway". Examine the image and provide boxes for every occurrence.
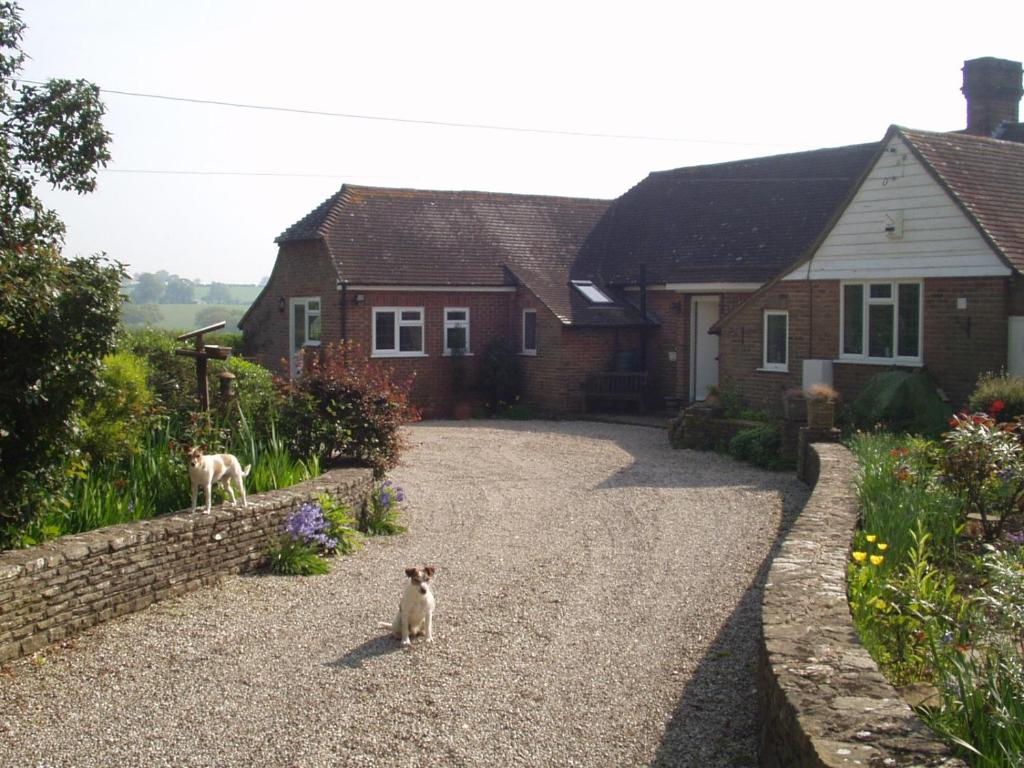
[0,421,807,767]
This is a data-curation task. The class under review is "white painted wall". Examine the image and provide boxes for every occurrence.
[784,134,1011,281]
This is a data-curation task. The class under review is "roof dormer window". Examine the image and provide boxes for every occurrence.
[571,280,614,304]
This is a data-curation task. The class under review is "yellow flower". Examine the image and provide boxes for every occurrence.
[866,534,877,543]
[875,598,887,610]
[852,551,867,562]
[870,555,885,566]
[877,542,888,551]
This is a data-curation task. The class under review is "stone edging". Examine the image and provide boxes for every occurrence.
[0,467,373,664]
[759,442,966,767]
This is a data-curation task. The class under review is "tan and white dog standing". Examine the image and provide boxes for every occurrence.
[187,447,251,514]
[385,566,436,646]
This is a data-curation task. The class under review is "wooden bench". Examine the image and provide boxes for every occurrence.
[583,371,647,413]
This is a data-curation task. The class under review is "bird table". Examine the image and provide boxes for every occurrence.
[174,321,232,412]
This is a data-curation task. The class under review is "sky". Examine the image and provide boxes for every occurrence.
[19,0,1024,285]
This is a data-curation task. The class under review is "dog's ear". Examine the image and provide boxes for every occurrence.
[405,567,418,579]
[424,565,435,577]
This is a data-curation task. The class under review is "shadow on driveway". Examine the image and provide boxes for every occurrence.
[326,634,400,670]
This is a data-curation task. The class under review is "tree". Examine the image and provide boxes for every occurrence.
[0,2,118,544]
[0,2,111,249]
[162,275,195,304]
[132,272,164,304]
[204,281,233,304]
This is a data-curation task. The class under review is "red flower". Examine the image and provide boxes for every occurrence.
[991,400,1006,415]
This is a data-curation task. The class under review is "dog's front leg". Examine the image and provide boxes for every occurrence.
[400,614,411,646]
[425,612,433,643]
[204,482,213,514]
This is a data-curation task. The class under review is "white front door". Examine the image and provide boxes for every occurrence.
[691,297,720,401]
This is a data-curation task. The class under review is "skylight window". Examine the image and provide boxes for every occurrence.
[571,280,614,304]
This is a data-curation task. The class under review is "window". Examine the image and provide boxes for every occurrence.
[762,310,788,371]
[840,281,922,363]
[522,309,537,355]
[291,297,321,348]
[372,307,425,356]
[570,280,614,304]
[443,308,470,354]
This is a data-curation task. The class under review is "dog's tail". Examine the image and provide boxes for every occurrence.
[377,621,394,630]
[241,464,251,477]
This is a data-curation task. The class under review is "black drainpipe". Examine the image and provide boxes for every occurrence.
[339,280,348,341]
[639,263,648,372]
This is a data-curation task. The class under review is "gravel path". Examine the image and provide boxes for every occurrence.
[0,421,807,768]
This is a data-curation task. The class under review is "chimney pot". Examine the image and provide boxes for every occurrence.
[962,57,1023,136]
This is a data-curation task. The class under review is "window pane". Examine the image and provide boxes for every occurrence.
[446,310,467,321]
[399,325,423,352]
[307,313,321,341]
[766,314,787,365]
[307,300,320,312]
[868,304,894,357]
[524,312,537,351]
[293,305,305,348]
[446,326,466,352]
[843,284,863,355]
[897,284,920,358]
[401,310,421,322]
[870,283,892,300]
[375,312,395,350]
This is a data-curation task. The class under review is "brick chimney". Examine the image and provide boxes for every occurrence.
[962,57,1023,136]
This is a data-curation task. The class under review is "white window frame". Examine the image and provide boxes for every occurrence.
[372,306,426,357]
[761,310,789,372]
[443,307,471,355]
[289,296,322,349]
[839,280,923,365]
[521,309,537,355]
[570,280,614,304]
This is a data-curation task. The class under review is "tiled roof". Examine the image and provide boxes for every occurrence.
[573,142,880,286]
[278,185,610,291]
[901,127,1024,272]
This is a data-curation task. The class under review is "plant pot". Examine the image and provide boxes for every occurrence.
[806,399,835,430]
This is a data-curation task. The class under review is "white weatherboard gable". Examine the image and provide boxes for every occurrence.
[783,134,1010,281]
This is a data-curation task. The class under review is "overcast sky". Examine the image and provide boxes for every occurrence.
[21,0,1024,284]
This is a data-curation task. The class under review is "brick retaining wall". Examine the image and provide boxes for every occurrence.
[0,468,373,664]
[759,443,965,767]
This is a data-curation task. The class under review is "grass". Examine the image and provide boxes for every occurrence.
[123,303,246,332]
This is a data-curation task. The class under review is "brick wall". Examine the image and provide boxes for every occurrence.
[719,277,1011,415]
[0,468,373,664]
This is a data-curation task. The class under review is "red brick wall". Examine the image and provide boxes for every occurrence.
[241,241,338,373]
[717,277,1011,415]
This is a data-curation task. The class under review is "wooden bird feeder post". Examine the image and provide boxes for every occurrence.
[175,322,232,412]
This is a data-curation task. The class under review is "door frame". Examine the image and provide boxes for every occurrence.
[288,296,322,377]
[689,295,720,401]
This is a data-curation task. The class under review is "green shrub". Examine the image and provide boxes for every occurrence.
[968,372,1024,422]
[281,342,419,477]
[119,327,196,423]
[363,481,407,536]
[478,338,524,414]
[0,247,125,539]
[78,351,156,464]
[728,425,790,470]
[848,371,952,437]
[266,538,329,576]
[210,356,282,443]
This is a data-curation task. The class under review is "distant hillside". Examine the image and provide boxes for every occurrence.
[120,303,247,333]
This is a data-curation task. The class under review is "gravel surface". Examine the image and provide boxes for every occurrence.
[0,421,807,768]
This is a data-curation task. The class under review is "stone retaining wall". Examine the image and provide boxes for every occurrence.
[759,443,966,767]
[0,468,373,664]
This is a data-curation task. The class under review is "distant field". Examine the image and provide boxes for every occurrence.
[122,303,249,333]
[222,284,262,304]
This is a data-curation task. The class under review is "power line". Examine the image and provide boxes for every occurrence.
[15,77,795,148]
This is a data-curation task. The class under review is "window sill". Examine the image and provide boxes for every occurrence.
[519,350,538,357]
[834,358,923,367]
[757,366,789,373]
[371,352,428,358]
[442,352,474,357]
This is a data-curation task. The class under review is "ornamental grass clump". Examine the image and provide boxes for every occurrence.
[363,480,407,536]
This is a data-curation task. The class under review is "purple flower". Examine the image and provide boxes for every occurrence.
[283,502,335,550]
[1006,530,1024,546]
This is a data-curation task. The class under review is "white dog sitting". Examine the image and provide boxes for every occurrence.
[187,447,251,514]
[384,565,436,646]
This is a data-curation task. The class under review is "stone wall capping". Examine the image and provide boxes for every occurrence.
[759,442,966,767]
[0,468,373,664]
